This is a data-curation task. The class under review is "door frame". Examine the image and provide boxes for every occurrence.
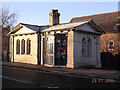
[43,34,55,65]
[54,34,67,65]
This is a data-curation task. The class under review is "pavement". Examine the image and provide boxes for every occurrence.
[1,61,120,81]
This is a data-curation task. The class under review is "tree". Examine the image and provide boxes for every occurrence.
[0,7,18,29]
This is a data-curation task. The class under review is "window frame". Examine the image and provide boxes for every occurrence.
[26,39,31,54]
[82,37,87,57]
[21,39,25,54]
[16,39,20,54]
[108,40,114,50]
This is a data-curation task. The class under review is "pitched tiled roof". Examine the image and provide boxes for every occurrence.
[20,23,50,32]
[70,11,119,33]
[42,20,90,32]
[8,23,50,35]
[42,20,104,34]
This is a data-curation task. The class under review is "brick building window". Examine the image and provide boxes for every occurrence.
[115,24,120,31]
[21,39,25,54]
[27,39,31,54]
[16,39,20,54]
[108,40,114,50]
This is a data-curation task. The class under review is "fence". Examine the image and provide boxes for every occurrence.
[101,52,120,69]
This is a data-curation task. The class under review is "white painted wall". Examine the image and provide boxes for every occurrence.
[73,31,101,68]
[15,26,36,34]
[13,34,38,64]
[9,36,13,61]
[67,23,101,68]
[10,26,38,64]
[41,36,44,65]
[76,23,98,33]
[67,30,74,68]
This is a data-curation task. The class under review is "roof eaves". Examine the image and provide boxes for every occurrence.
[7,23,23,36]
[41,27,74,32]
[89,20,105,34]
[42,20,91,32]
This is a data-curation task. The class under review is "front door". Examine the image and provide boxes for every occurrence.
[55,34,67,65]
[43,35,54,65]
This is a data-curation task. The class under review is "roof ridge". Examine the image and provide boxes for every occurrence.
[51,20,91,27]
[20,23,41,27]
[71,11,119,20]
[20,23,49,27]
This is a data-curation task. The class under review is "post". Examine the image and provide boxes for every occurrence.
[67,30,75,68]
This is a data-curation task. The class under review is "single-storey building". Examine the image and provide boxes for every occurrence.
[8,9,104,68]
[8,23,50,64]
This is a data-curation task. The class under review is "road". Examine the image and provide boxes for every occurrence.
[2,66,120,88]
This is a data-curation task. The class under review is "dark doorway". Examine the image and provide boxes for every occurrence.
[55,34,67,65]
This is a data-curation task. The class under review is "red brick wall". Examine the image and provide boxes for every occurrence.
[101,33,120,55]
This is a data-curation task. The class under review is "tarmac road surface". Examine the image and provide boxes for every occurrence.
[2,66,120,88]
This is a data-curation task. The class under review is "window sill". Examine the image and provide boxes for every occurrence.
[16,54,32,55]
[26,54,32,56]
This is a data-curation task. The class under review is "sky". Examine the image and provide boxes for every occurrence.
[2,2,118,26]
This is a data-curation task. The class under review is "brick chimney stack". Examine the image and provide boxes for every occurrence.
[49,9,60,26]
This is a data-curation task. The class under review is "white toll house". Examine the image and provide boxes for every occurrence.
[8,9,104,68]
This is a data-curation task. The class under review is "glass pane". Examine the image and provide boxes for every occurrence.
[55,39,61,58]
[48,56,53,64]
[47,43,53,54]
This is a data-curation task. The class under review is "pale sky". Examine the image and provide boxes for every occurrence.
[2,2,118,26]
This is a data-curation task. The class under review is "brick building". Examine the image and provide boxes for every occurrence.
[101,33,120,55]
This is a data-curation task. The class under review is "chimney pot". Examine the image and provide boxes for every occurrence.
[49,9,60,26]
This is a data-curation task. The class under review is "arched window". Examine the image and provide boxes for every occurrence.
[108,40,114,50]
[21,39,25,54]
[16,39,20,54]
[87,38,92,56]
[27,39,31,54]
[82,38,86,56]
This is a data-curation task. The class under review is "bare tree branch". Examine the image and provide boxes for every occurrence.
[0,7,18,29]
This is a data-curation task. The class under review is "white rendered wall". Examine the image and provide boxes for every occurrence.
[67,30,74,68]
[73,31,101,68]
[13,34,38,64]
[67,23,102,68]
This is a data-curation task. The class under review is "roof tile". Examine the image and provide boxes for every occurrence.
[70,11,119,33]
